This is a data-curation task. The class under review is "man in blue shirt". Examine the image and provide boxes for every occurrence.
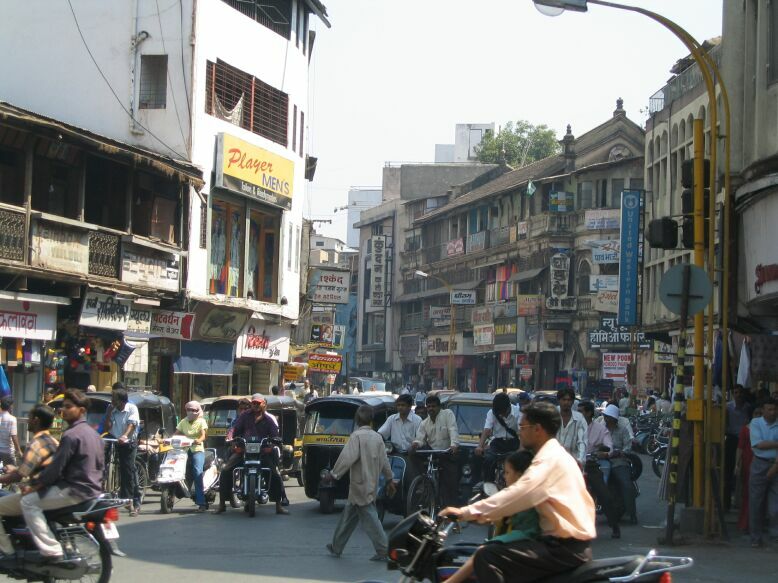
[749,396,778,547]
[104,384,141,516]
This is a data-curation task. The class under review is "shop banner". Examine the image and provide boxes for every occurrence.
[30,222,89,275]
[215,133,294,210]
[473,324,495,354]
[602,352,632,381]
[494,318,517,351]
[585,209,620,230]
[517,295,542,316]
[193,303,252,342]
[589,317,650,349]
[79,292,132,331]
[308,269,349,304]
[237,320,290,361]
[150,310,195,340]
[593,290,619,313]
[370,235,386,309]
[308,353,342,373]
[590,275,619,292]
[126,308,152,334]
[0,299,57,341]
[450,290,476,305]
[588,240,621,264]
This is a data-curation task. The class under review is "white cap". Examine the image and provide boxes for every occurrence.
[604,404,620,420]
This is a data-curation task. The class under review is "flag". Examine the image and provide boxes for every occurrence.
[526,180,536,197]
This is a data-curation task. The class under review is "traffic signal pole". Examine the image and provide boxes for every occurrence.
[692,120,705,508]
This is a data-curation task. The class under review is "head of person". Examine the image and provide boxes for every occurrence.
[603,404,620,429]
[518,392,531,406]
[237,398,251,415]
[504,450,534,486]
[355,404,373,428]
[270,385,280,396]
[557,387,575,413]
[578,400,595,424]
[415,404,427,420]
[28,403,56,433]
[86,384,97,393]
[250,394,267,415]
[396,394,413,417]
[61,389,90,425]
[762,397,778,424]
[185,401,203,422]
[43,387,57,403]
[734,384,745,406]
[0,396,13,412]
[425,395,442,421]
[111,387,129,410]
[519,402,561,452]
[304,379,311,389]
[492,392,511,419]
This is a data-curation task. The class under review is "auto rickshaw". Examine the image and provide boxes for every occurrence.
[302,394,396,513]
[204,395,303,482]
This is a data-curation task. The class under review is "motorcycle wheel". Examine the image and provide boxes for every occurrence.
[645,435,661,456]
[406,476,436,520]
[319,488,335,514]
[247,474,257,518]
[625,452,643,481]
[296,472,304,487]
[160,487,175,514]
[44,532,112,583]
[652,451,666,478]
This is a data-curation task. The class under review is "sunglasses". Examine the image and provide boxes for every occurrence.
[186,408,199,412]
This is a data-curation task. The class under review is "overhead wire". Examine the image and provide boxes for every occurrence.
[66,0,187,160]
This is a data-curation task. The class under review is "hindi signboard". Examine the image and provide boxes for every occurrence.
[80,292,132,331]
[588,240,621,264]
[308,353,342,373]
[590,275,620,292]
[0,299,57,341]
[309,269,349,304]
[585,209,620,230]
[451,290,476,305]
[150,310,195,340]
[370,235,386,308]
[589,317,650,349]
[594,290,619,313]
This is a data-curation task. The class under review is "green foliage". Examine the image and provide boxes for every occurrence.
[475,120,560,167]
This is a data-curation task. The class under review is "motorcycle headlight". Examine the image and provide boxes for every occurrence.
[461,464,472,477]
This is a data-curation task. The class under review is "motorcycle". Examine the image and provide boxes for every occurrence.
[0,493,127,583]
[155,436,221,514]
[383,508,693,582]
[230,436,283,517]
[652,444,668,479]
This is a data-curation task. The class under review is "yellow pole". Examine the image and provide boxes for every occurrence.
[692,120,706,509]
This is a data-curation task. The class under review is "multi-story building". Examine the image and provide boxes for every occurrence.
[345,187,382,248]
[403,101,644,392]
[435,123,496,163]
[309,234,357,269]
[0,0,330,408]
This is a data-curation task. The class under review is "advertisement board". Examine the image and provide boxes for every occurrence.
[308,269,349,304]
[451,290,476,305]
[308,353,342,373]
[370,236,386,308]
[594,290,619,313]
[618,190,642,326]
[588,240,621,264]
[585,209,620,230]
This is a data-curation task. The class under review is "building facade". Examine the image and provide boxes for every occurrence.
[346,187,382,248]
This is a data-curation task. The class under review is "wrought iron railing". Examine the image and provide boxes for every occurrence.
[88,230,120,278]
[0,207,25,262]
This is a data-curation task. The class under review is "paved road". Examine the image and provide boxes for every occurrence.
[109,457,776,582]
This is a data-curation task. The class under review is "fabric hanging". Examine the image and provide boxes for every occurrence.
[736,339,751,388]
[213,94,244,125]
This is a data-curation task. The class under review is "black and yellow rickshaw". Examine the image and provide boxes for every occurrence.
[204,395,303,482]
[302,394,396,513]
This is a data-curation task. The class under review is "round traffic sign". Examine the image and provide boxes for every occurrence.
[658,263,712,317]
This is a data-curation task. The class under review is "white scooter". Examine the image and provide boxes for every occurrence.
[155,436,221,513]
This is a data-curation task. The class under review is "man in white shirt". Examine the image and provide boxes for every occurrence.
[378,394,421,452]
[411,395,459,507]
[104,384,141,516]
[556,388,587,465]
[476,393,519,481]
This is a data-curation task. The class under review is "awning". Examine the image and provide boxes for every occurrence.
[174,341,235,375]
[508,267,547,283]
[396,280,482,303]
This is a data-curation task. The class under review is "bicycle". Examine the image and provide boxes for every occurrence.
[406,449,449,520]
[102,436,147,505]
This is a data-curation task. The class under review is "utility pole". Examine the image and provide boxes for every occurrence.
[691,120,705,509]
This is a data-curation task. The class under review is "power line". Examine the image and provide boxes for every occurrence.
[66,0,187,160]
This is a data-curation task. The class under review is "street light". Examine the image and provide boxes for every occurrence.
[414,270,456,391]
[532,0,733,541]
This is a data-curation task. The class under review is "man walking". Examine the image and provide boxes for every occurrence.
[0,397,22,467]
[104,384,141,516]
[725,385,753,511]
[749,396,778,547]
[326,405,396,561]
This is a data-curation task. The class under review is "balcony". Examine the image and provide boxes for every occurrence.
[0,205,25,262]
[488,225,511,248]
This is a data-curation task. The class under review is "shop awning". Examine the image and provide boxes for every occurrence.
[508,266,547,283]
[174,341,235,375]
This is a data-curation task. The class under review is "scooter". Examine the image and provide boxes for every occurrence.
[155,436,221,513]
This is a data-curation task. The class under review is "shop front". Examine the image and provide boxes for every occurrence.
[426,332,473,391]
[235,318,290,393]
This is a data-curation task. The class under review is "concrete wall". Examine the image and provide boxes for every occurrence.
[398,164,497,201]
[454,123,494,162]
[346,188,382,248]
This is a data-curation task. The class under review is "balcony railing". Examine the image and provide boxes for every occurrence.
[88,230,121,278]
[488,225,511,248]
[0,206,25,262]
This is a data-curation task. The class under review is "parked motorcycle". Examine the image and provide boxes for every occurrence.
[155,435,221,514]
[230,436,283,517]
[0,492,127,583]
[652,444,668,478]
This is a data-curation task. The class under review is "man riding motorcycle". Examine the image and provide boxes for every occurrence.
[215,393,288,515]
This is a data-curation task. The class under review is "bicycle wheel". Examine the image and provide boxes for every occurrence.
[135,461,149,505]
[406,475,436,519]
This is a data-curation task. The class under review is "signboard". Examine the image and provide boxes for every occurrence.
[588,240,621,264]
[550,191,574,212]
[520,367,533,380]
[309,269,349,304]
[451,290,476,305]
[517,295,542,316]
[589,317,650,349]
[308,353,342,373]
[427,333,466,356]
[193,303,251,342]
[542,330,565,352]
[0,299,57,341]
[237,320,290,361]
[80,292,132,331]
[549,253,570,302]
[400,334,426,363]
[494,318,517,351]
[150,310,195,340]
[310,324,335,345]
[121,249,180,292]
[493,300,517,319]
[473,324,495,352]
[215,133,294,210]
[468,231,486,253]
[590,275,619,292]
[126,307,152,334]
[585,209,620,230]
[500,351,512,367]
[311,309,335,326]
[447,238,464,257]
[471,306,493,325]
[30,222,88,275]
[594,290,619,313]
[602,352,632,380]
[370,235,386,308]
[654,341,673,364]
[517,221,528,239]
[618,190,642,326]
[546,296,578,310]
[430,306,451,327]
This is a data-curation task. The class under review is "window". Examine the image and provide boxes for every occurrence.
[248,209,279,302]
[630,178,644,191]
[294,225,300,272]
[299,111,305,156]
[611,179,624,208]
[205,59,289,147]
[139,55,167,109]
[315,241,324,247]
[209,199,245,297]
[199,202,208,249]
[293,105,298,152]
[287,223,293,269]
[577,181,593,210]
[577,261,591,296]
[32,151,81,220]
[0,147,24,207]
[221,0,292,40]
[130,171,179,243]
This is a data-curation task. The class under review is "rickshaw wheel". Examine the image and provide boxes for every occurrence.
[319,489,335,514]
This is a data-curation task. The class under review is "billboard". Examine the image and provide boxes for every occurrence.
[308,269,349,304]
[618,190,642,326]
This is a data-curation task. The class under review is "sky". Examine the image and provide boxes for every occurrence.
[304,0,724,240]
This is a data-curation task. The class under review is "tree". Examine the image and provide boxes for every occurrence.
[475,120,560,167]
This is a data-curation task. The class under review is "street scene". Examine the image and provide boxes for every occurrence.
[0,0,777,582]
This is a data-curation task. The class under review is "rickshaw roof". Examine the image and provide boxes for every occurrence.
[50,390,172,410]
[447,392,495,405]
[304,394,396,414]
[208,394,298,411]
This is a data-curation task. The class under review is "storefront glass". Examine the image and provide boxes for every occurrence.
[209,200,245,297]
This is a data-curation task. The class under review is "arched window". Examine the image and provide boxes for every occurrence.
[577,260,592,296]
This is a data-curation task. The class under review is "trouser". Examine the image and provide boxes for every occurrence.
[189,451,206,506]
[330,501,387,556]
[117,441,141,509]
[219,452,283,504]
[610,464,637,521]
[0,452,16,467]
[584,461,619,529]
[749,456,778,544]
[473,537,592,583]
[21,486,84,557]
[723,433,739,511]
[0,492,23,554]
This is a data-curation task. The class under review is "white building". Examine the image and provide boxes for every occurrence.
[435,123,495,163]
[346,187,382,248]
[309,234,357,268]
[0,0,330,402]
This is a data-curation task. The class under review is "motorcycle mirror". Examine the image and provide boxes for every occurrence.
[483,482,499,496]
